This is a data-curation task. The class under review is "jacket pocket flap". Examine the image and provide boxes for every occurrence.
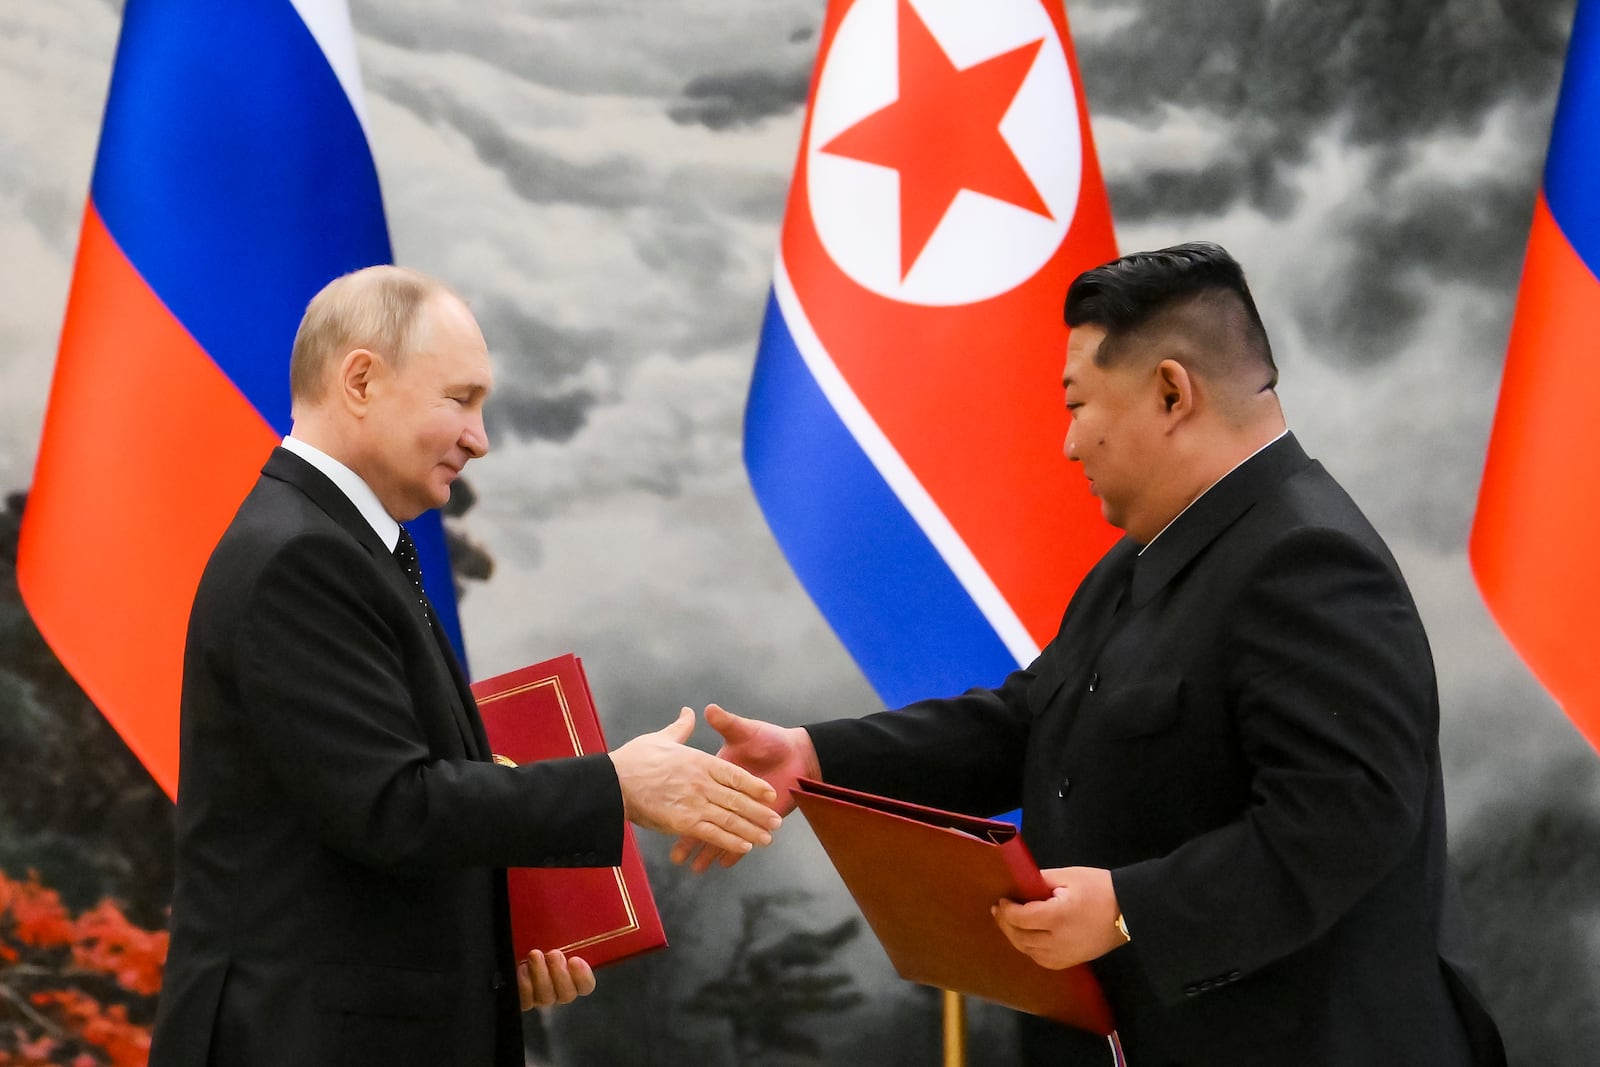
[1081,677,1182,740]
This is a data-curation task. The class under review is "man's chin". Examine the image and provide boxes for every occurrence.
[414,482,454,516]
[393,494,442,523]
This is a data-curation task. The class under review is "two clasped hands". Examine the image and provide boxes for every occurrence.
[518,704,1123,1009]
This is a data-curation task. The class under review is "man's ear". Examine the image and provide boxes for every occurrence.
[1155,358,1194,421]
[336,348,378,415]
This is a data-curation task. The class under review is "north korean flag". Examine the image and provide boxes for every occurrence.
[746,0,1120,708]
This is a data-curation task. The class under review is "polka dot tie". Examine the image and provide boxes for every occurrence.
[393,527,433,627]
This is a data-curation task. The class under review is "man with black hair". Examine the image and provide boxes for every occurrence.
[681,244,1505,1065]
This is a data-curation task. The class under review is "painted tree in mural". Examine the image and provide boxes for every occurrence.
[685,892,864,1066]
[1,493,171,1066]
[0,869,166,1067]
[0,494,174,925]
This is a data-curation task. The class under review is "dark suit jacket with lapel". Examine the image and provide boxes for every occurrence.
[808,434,1504,1067]
[148,448,625,1067]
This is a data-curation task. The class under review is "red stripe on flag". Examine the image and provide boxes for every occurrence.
[1470,193,1600,749]
[17,203,277,797]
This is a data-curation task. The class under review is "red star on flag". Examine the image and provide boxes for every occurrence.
[820,0,1053,280]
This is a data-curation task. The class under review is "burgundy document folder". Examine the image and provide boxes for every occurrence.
[792,778,1114,1034]
[472,654,666,969]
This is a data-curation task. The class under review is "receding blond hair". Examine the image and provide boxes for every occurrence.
[289,265,458,407]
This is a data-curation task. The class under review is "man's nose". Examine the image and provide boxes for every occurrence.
[462,413,489,459]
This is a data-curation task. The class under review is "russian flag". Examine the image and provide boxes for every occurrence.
[745,0,1120,709]
[1471,0,1600,753]
[16,0,467,799]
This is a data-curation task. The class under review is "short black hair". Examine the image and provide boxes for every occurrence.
[1064,241,1277,389]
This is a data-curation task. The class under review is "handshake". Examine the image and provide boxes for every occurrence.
[524,702,1121,1015]
[607,702,818,867]
[520,703,815,1010]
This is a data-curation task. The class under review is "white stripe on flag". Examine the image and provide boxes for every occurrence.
[289,0,371,134]
[772,253,1042,669]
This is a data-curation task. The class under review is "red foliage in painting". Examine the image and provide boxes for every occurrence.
[0,870,165,1067]
[6,880,74,950]
[70,904,167,1000]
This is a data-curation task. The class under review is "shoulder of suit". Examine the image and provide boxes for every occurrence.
[233,474,355,537]
[1257,462,1387,546]
[210,480,373,580]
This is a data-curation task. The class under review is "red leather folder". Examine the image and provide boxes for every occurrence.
[792,778,1114,1034]
[471,654,666,969]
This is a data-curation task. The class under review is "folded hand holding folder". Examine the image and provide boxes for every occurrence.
[472,654,667,969]
[792,778,1113,1034]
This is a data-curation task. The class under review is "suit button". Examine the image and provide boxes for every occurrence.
[1087,672,1100,692]
[491,971,505,990]
[1227,971,1241,981]
[1183,985,1199,997]
[1057,778,1071,798]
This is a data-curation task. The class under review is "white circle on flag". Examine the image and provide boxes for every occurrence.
[806,0,1084,307]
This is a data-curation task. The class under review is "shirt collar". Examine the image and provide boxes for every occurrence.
[281,436,401,552]
[1137,428,1289,556]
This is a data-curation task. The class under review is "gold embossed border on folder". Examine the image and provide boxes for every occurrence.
[478,673,643,951]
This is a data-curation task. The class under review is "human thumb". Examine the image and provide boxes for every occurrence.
[704,702,747,741]
[707,700,761,742]
[661,706,696,744]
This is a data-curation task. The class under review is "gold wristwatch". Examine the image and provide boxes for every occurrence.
[1114,912,1131,943]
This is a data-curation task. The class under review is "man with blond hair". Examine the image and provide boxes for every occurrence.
[149,266,781,1067]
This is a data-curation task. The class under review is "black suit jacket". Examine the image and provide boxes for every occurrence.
[809,435,1504,1066]
[149,448,625,1067]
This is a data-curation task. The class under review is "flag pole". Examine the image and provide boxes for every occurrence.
[942,990,967,1066]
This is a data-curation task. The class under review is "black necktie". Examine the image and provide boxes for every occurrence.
[394,527,484,758]
[393,527,433,628]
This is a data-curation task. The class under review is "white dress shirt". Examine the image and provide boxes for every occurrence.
[280,436,400,552]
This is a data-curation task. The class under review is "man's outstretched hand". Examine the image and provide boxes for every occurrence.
[669,703,820,873]
[609,707,782,859]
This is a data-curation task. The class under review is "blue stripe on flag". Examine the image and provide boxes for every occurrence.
[744,291,1018,709]
[91,0,391,435]
[1545,0,1600,273]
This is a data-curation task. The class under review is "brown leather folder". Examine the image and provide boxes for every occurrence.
[792,778,1114,1033]
[472,654,666,969]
